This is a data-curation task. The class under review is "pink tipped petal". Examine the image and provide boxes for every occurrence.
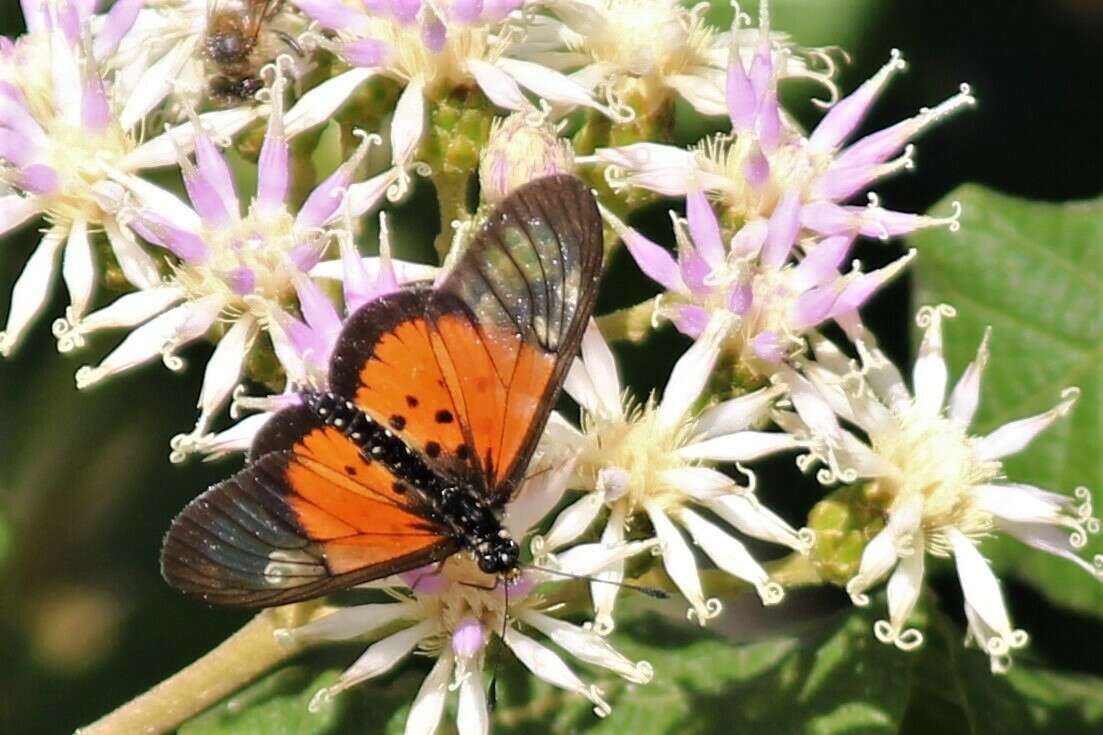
[762,190,801,266]
[194,131,240,219]
[451,0,483,23]
[607,212,686,293]
[757,91,783,151]
[809,50,907,154]
[391,0,422,24]
[227,267,256,295]
[792,286,838,330]
[727,281,752,316]
[679,249,711,293]
[726,50,756,131]
[731,218,768,257]
[802,201,859,236]
[830,249,915,317]
[421,14,447,53]
[294,275,343,350]
[452,617,487,660]
[742,140,770,187]
[686,190,725,268]
[131,211,209,263]
[183,170,231,228]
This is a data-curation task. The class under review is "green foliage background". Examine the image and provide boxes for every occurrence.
[1,1,1102,733]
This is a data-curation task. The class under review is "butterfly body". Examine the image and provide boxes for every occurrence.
[161,174,601,608]
[303,390,521,576]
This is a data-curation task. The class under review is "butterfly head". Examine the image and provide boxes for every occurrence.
[474,530,521,577]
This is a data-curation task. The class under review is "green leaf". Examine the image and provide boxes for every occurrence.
[900,606,1103,734]
[911,185,1103,617]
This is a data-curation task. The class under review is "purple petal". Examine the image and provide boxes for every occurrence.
[686,189,725,268]
[762,190,801,267]
[390,0,422,24]
[295,0,369,32]
[728,281,753,316]
[94,0,141,58]
[227,266,256,295]
[130,211,209,263]
[757,91,782,151]
[195,131,240,219]
[483,0,523,22]
[421,14,446,53]
[290,242,324,272]
[450,0,483,23]
[749,46,773,102]
[812,162,882,202]
[680,249,712,293]
[800,201,857,236]
[341,39,391,68]
[792,234,853,291]
[452,617,487,659]
[339,235,376,312]
[183,170,231,228]
[731,219,768,258]
[294,276,343,349]
[670,304,709,338]
[0,88,47,146]
[727,55,756,132]
[622,228,687,293]
[296,135,373,229]
[742,141,770,188]
[82,76,111,132]
[55,0,82,44]
[751,330,785,362]
[792,285,837,330]
[400,564,449,594]
[0,128,36,167]
[809,50,906,154]
[19,164,60,195]
[256,107,289,213]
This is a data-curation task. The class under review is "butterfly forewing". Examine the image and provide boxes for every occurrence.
[161,174,602,607]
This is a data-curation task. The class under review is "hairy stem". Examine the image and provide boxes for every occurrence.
[77,601,333,735]
[596,299,658,344]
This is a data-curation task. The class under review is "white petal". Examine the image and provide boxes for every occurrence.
[194,317,257,426]
[390,81,426,169]
[563,358,601,416]
[876,530,925,651]
[948,328,990,427]
[284,67,377,138]
[124,107,263,171]
[74,296,222,389]
[974,388,1079,461]
[705,494,812,553]
[0,226,65,357]
[288,602,421,647]
[0,194,42,237]
[667,73,726,116]
[119,35,197,129]
[776,365,841,443]
[519,610,651,684]
[590,506,626,635]
[496,58,605,113]
[694,385,784,437]
[503,627,611,717]
[646,503,718,624]
[677,507,781,605]
[855,338,911,411]
[579,320,622,417]
[405,650,454,735]
[104,217,161,290]
[57,285,183,353]
[912,306,950,415]
[310,256,438,284]
[542,537,656,580]
[339,618,437,690]
[61,219,95,319]
[658,466,736,502]
[535,492,605,554]
[949,529,1016,641]
[504,456,576,538]
[456,660,488,735]
[199,411,274,458]
[113,173,201,233]
[846,525,902,606]
[656,314,728,431]
[998,518,1103,579]
[340,168,400,221]
[468,59,529,110]
[973,483,1070,525]
[679,431,802,462]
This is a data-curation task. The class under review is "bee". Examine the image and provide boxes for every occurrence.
[205,0,300,105]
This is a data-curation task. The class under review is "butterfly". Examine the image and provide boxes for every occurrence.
[160,174,603,607]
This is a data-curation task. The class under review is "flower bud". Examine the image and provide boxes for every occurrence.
[478,112,575,204]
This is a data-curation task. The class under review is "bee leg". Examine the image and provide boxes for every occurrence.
[274,30,304,57]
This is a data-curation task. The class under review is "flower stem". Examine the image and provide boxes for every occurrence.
[596,299,657,344]
[432,170,471,262]
[77,602,333,735]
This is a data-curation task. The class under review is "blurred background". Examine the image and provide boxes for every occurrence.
[1,1,1101,732]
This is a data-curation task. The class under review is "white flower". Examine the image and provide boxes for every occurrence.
[109,0,308,122]
[537,316,813,630]
[0,4,259,357]
[284,0,626,195]
[529,0,837,117]
[276,496,653,735]
[783,305,1098,672]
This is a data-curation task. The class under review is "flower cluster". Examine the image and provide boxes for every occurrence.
[2,1,1098,732]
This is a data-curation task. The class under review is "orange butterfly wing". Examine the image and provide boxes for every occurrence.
[161,405,456,607]
[330,174,602,498]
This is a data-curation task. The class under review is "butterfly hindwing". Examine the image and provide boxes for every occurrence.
[162,412,457,607]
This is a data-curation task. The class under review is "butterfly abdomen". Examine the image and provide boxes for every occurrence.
[303,390,520,575]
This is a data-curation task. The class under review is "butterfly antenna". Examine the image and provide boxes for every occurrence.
[488,581,509,712]
[525,565,670,599]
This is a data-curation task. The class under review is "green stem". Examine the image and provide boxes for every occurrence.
[596,299,658,344]
[432,170,472,262]
[77,602,333,735]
